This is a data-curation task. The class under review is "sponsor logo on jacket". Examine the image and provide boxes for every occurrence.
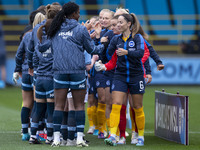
[43,47,52,57]
[58,31,73,39]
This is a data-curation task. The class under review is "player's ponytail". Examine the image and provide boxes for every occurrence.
[130,13,140,38]
[38,4,60,42]
[47,2,79,38]
[47,9,65,38]
[138,25,149,40]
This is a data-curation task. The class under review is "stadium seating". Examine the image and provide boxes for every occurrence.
[0,0,199,54]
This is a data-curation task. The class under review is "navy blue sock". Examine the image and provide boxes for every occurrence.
[53,110,63,132]
[68,111,76,140]
[61,111,68,140]
[31,103,46,136]
[46,102,54,137]
[38,104,46,131]
[21,107,30,134]
[45,109,48,125]
[75,110,85,133]
[31,101,36,119]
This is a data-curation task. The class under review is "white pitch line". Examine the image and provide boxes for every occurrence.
[0,131,200,134]
[145,131,200,134]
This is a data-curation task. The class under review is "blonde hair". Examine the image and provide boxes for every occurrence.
[32,12,46,28]
[110,11,115,17]
[90,16,99,21]
[100,9,110,14]
[115,7,129,16]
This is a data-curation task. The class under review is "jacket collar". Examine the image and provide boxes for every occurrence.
[120,33,132,42]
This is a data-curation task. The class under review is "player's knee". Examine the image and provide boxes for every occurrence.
[23,101,33,109]
[133,104,143,109]
[55,104,65,111]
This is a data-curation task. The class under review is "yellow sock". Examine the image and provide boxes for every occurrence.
[92,106,98,130]
[116,127,120,136]
[134,107,145,137]
[91,106,95,123]
[110,104,122,135]
[130,107,136,132]
[97,103,106,133]
[87,107,93,127]
[106,118,110,132]
[103,115,107,132]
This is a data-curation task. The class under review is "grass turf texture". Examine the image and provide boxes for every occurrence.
[0,86,200,150]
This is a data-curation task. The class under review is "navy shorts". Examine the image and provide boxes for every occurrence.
[35,77,54,99]
[33,72,37,86]
[54,73,86,89]
[95,73,112,88]
[111,75,145,94]
[104,74,113,91]
[88,76,96,94]
[21,73,33,91]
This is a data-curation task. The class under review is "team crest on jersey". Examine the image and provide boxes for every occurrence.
[106,80,110,86]
[96,81,100,86]
[129,41,135,47]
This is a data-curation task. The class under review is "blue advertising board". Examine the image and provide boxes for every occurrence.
[155,91,189,145]
[150,57,200,84]
[1,57,200,86]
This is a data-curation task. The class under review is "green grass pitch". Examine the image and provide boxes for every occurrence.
[0,85,200,150]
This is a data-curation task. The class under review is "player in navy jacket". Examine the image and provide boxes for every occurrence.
[13,31,34,141]
[47,2,104,147]
[29,4,61,145]
[27,13,46,71]
[25,12,46,143]
[104,13,146,146]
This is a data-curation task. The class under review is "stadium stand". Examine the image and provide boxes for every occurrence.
[0,0,199,54]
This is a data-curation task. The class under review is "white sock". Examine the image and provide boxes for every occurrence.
[54,132,60,142]
[47,136,53,141]
[77,132,84,142]
[28,128,31,135]
[31,135,37,139]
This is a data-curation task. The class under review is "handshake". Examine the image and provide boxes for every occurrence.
[94,60,107,71]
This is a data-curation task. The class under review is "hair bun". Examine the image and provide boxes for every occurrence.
[46,4,51,10]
